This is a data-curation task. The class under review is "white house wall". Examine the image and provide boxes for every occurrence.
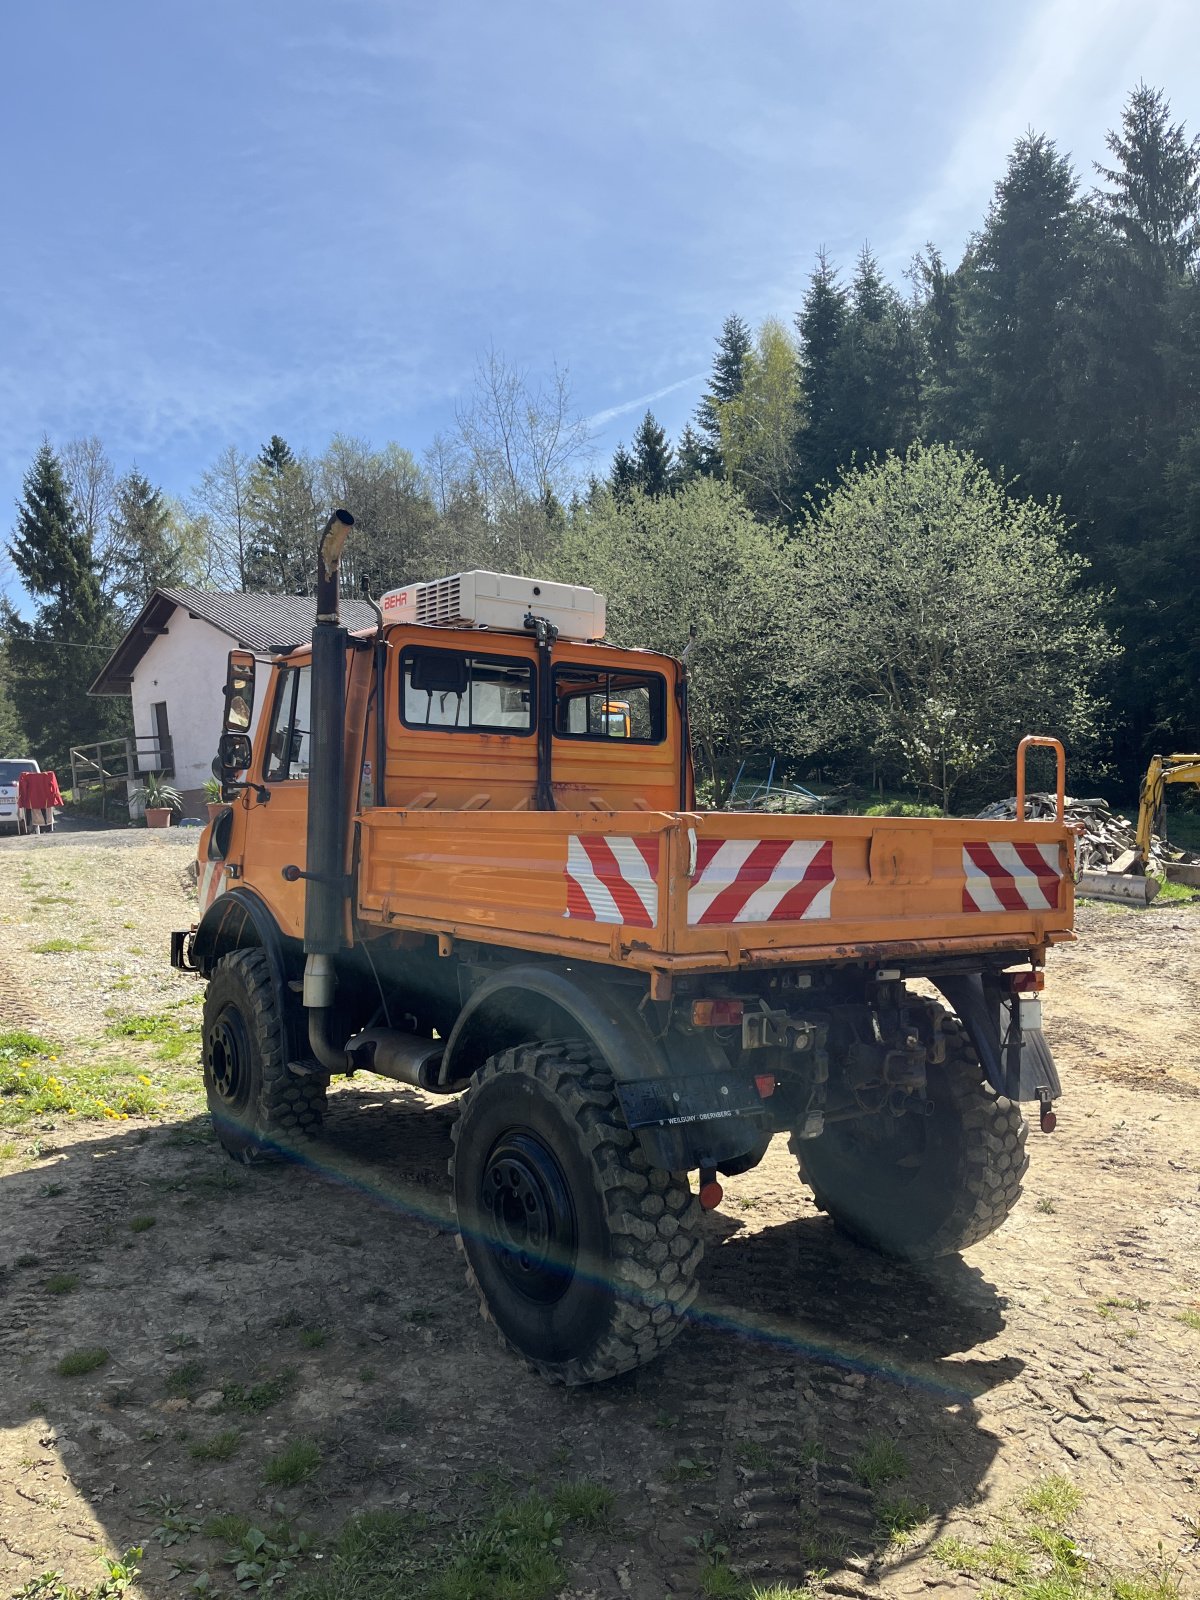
[129,611,269,807]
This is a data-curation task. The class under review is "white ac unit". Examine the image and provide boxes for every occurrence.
[378,570,606,642]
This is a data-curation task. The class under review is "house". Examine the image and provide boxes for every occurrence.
[90,589,377,814]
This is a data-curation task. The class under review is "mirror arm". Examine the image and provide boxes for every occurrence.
[223,776,271,804]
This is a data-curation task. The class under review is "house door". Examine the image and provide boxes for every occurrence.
[151,702,173,774]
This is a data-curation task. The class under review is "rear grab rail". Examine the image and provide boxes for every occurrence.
[1015,736,1066,823]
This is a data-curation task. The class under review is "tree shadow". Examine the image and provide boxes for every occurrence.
[0,1092,1022,1597]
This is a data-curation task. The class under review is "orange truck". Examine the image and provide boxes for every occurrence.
[173,512,1073,1385]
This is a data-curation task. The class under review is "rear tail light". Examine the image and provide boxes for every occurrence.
[691,999,744,1027]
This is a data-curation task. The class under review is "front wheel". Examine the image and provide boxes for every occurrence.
[202,949,326,1163]
[792,1007,1028,1259]
[450,1040,703,1385]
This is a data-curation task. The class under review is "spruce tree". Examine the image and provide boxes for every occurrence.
[631,411,674,497]
[609,443,636,499]
[1095,82,1200,277]
[110,469,183,614]
[3,443,124,770]
[959,132,1082,497]
[794,250,849,500]
[675,424,706,486]
[695,314,752,474]
[246,435,316,592]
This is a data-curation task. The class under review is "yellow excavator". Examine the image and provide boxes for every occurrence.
[1078,753,1200,905]
[1135,752,1200,873]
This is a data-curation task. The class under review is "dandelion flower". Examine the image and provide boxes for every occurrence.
[137,1075,152,1086]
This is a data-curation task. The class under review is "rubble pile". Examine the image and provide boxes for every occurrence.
[976,792,1200,876]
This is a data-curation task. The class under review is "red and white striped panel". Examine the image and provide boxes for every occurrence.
[565,835,660,928]
[198,859,229,916]
[688,837,835,925]
[962,841,1061,913]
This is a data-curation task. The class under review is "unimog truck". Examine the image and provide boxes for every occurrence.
[174,511,1072,1385]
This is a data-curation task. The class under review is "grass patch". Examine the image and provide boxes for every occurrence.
[289,1509,427,1599]
[1174,1307,1200,1332]
[31,938,94,954]
[0,1033,182,1127]
[204,1512,253,1543]
[1152,877,1200,906]
[665,1456,714,1483]
[105,1010,200,1062]
[44,1272,80,1295]
[190,1429,242,1462]
[550,1479,615,1529]
[221,1369,296,1413]
[57,1346,110,1377]
[299,1327,328,1349]
[877,1495,929,1546]
[852,1436,907,1489]
[263,1438,322,1487]
[164,1359,206,1399]
[129,1215,156,1233]
[1019,1475,1083,1527]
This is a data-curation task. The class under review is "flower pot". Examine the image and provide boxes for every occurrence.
[145,807,172,829]
[206,801,226,823]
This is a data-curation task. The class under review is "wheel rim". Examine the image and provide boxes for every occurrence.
[479,1131,578,1305]
[208,1005,252,1110]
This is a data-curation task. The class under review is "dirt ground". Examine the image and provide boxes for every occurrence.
[1,837,1198,1598]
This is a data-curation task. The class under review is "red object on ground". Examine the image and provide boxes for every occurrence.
[17,771,63,809]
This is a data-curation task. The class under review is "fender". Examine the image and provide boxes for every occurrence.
[933,973,1062,1103]
[439,963,670,1089]
[191,888,299,1056]
[439,963,760,1172]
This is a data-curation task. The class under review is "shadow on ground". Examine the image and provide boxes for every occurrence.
[0,1086,1021,1596]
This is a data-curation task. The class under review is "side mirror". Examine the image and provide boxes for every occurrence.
[217,732,253,774]
[222,650,256,734]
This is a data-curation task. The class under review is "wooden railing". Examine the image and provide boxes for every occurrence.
[68,735,175,818]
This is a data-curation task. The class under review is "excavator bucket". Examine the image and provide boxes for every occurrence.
[1076,869,1160,906]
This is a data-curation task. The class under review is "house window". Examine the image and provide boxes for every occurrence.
[399,648,535,735]
[553,666,666,744]
[265,666,312,781]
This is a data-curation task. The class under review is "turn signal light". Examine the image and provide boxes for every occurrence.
[1010,972,1045,992]
[691,999,744,1027]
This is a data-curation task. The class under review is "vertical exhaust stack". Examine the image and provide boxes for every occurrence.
[302,510,354,1031]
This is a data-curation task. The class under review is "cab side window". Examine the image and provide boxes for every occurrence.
[265,666,312,781]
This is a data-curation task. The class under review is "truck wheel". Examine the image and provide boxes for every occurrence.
[792,1009,1028,1260]
[202,949,326,1164]
[450,1040,703,1385]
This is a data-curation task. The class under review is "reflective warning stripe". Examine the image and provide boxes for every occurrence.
[565,835,659,927]
[687,838,835,925]
[962,841,1061,913]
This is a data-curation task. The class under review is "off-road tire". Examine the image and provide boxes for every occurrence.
[792,1004,1028,1260]
[450,1040,703,1385]
[202,949,326,1164]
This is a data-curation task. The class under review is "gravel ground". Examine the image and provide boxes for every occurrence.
[0,832,199,1040]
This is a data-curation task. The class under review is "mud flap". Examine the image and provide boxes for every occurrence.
[933,974,1061,1103]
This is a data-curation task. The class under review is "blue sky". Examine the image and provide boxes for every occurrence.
[2,0,1198,605]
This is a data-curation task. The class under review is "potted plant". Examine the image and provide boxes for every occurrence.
[203,776,227,823]
[131,773,183,829]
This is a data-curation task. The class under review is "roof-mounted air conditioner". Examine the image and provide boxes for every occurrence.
[378,570,606,642]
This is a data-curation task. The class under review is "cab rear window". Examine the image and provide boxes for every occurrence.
[553,666,666,744]
[400,648,534,735]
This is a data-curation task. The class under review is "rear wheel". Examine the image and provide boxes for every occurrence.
[450,1040,703,1385]
[792,1006,1028,1259]
[202,949,326,1163]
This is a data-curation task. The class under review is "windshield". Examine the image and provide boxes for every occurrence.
[0,760,37,784]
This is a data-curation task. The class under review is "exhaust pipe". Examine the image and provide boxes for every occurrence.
[303,510,354,1073]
